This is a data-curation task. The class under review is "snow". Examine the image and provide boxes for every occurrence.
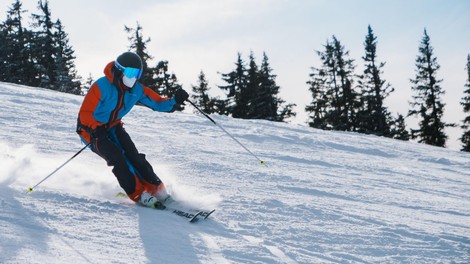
[1,82,469,263]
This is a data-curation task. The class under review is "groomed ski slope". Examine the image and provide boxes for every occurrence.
[0,82,469,263]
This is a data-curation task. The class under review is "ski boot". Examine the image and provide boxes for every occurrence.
[139,191,166,209]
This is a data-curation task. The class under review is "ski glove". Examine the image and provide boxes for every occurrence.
[174,88,189,105]
[91,125,108,139]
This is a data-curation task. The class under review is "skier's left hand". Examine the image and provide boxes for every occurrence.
[174,88,189,104]
[92,125,108,139]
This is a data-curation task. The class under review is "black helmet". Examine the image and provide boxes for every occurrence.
[115,52,143,88]
[115,51,142,71]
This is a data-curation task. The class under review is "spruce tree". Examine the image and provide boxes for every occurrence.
[245,52,260,118]
[154,61,182,96]
[408,29,450,147]
[257,53,296,121]
[53,19,81,94]
[218,53,248,117]
[154,60,184,110]
[461,54,470,152]
[82,73,94,94]
[154,60,169,95]
[0,0,34,85]
[191,71,218,114]
[306,36,359,131]
[305,66,329,129]
[124,22,157,91]
[357,25,394,136]
[256,52,277,120]
[389,114,410,141]
[0,0,20,83]
[219,52,295,121]
[0,24,7,82]
[31,0,56,89]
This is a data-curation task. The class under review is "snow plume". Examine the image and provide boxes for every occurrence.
[0,139,116,198]
[155,163,223,210]
[0,142,35,187]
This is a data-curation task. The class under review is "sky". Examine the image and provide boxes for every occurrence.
[1,0,469,149]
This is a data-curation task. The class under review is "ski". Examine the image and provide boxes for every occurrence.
[170,207,203,223]
[199,209,216,220]
[161,197,215,223]
[115,192,215,223]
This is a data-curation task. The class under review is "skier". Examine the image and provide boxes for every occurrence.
[76,51,189,209]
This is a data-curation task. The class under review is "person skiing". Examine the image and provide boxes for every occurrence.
[76,51,189,209]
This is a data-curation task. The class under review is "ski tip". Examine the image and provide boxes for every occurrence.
[189,211,203,223]
[204,209,216,219]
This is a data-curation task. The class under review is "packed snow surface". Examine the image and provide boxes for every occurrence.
[0,82,469,263]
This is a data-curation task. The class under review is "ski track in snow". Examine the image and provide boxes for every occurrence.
[1,82,470,263]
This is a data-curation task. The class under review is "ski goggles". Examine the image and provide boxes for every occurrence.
[115,60,142,80]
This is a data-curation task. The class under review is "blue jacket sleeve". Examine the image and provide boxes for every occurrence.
[139,86,177,112]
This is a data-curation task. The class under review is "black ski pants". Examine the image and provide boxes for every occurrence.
[90,124,161,199]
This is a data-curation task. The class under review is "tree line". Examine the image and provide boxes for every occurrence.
[0,0,81,94]
[306,25,470,151]
[1,0,469,151]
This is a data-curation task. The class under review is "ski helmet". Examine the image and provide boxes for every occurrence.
[115,52,143,88]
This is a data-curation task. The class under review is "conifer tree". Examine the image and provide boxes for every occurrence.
[53,19,81,94]
[31,0,56,88]
[357,25,394,136]
[124,22,157,91]
[256,53,277,120]
[82,73,94,94]
[305,66,329,129]
[306,36,359,131]
[218,53,248,117]
[191,71,218,114]
[218,52,295,121]
[257,53,296,121]
[389,114,410,141]
[154,60,184,110]
[0,25,7,82]
[154,61,182,96]
[245,52,260,118]
[124,22,185,106]
[0,0,35,85]
[0,0,22,83]
[154,60,169,94]
[1,0,80,93]
[408,29,450,147]
[461,54,470,152]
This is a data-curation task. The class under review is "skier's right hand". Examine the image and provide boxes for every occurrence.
[92,125,107,139]
[174,88,189,105]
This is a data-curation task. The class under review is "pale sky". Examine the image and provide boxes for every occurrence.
[2,0,469,150]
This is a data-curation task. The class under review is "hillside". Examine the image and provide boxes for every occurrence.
[0,82,469,263]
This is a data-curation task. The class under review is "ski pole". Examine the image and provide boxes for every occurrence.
[27,143,91,193]
[187,99,266,166]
